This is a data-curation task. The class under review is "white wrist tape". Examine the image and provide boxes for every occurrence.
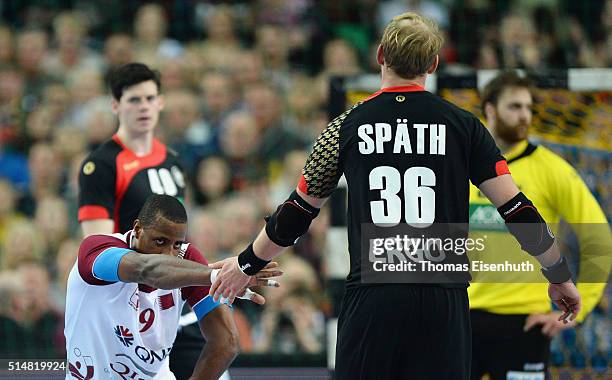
[210,269,220,284]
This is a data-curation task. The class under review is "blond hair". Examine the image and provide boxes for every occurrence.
[380,12,443,79]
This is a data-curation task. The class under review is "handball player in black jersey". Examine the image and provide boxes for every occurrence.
[208,12,581,380]
[78,63,216,380]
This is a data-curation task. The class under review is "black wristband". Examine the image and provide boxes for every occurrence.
[237,244,270,276]
[541,257,572,284]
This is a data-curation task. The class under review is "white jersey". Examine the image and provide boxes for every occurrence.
[65,231,214,380]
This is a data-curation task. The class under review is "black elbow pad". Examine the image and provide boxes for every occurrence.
[265,191,320,247]
[497,192,555,256]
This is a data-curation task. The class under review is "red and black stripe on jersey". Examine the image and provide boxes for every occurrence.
[298,85,509,287]
[78,134,186,233]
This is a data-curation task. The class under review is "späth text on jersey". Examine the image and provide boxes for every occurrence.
[357,120,446,155]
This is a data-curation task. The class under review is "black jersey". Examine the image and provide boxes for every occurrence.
[78,134,186,233]
[298,85,509,288]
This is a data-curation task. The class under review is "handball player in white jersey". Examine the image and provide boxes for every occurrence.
[65,195,281,380]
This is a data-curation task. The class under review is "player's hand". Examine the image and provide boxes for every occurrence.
[548,281,581,323]
[209,258,281,305]
[523,312,577,337]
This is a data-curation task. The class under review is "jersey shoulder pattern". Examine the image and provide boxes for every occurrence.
[301,102,362,198]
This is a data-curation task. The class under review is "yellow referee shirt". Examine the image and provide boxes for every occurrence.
[468,140,611,322]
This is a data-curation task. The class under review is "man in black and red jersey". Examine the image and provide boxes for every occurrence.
[208,12,582,380]
[77,63,206,380]
[78,63,186,235]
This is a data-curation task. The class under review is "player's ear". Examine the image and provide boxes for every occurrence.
[157,94,165,111]
[111,98,119,115]
[376,44,385,65]
[427,55,439,74]
[484,103,496,122]
[133,220,142,238]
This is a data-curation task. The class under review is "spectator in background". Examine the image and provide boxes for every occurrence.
[33,196,69,263]
[43,12,104,82]
[0,25,13,65]
[198,5,242,71]
[0,220,44,271]
[286,75,326,140]
[24,105,53,147]
[219,110,266,190]
[315,38,362,105]
[232,50,266,88]
[255,24,292,90]
[82,102,116,149]
[254,248,324,354]
[161,88,207,174]
[0,140,29,192]
[0,65,27,150]
[194,156,233,207]
[15,29,52,108]
[49,238,78,312]
[158,57,189,92]
[19,142,63,216]
[0,270,31,357]
[18,142,63,216]
[499,14,544,69]
[133,3,183,64]
[200,71,238,129]
[52,127,86,167]
[189,209,223,262]
[63,68,105,128]
[0,179,24,241]
[103,33,134,74]
[243,83,308,170]
[18,262,65,348]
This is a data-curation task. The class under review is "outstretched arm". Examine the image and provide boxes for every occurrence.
[80,236,282,301]
[209,188,326,304]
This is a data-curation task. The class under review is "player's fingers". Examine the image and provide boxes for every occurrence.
[213,283,228,302]
[255,270,283,279]
[257,279,280,287]
[227,292,237,305]
[570,299,581,319]
[263,262,279,270]
[249,292,266,305]
[523,314,544,331]
[208,260,226,269]
[557,310,572,323]
[222,288,232,300]
[209,279,221,298]
[541,321,555,336]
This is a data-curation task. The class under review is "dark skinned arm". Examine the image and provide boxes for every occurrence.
[118,252,212,289]
[189,305,239,380]
[116,252,282,298]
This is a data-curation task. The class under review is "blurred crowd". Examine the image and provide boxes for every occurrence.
[0,0,609,359]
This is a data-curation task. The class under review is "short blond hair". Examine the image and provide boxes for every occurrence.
[380,12,443,79]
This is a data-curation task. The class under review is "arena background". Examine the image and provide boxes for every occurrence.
[0,1,609,379]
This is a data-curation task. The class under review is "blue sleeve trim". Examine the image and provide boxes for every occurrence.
[192,295,230,320]
[92,247,131,282]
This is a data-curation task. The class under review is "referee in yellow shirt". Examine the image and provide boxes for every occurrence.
[468,71,612,380]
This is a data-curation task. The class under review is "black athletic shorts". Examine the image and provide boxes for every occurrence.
[470,310,550,380]
[335,285,471,380]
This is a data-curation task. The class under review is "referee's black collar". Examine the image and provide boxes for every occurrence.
[506,142,538,164]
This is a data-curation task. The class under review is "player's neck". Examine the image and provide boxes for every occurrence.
[116,127,154,156]
[380,68,427,90]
